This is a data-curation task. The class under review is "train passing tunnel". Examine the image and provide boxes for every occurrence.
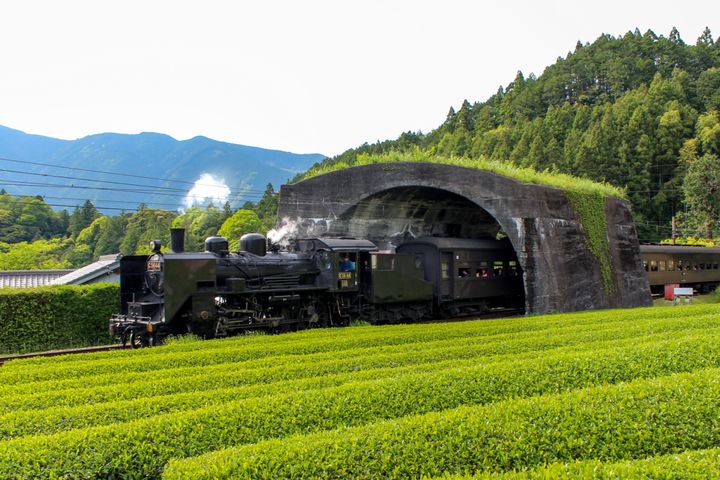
[334,186,526,314]
[276,162,651,315]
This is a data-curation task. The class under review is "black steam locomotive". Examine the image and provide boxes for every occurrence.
[109,229,524,347]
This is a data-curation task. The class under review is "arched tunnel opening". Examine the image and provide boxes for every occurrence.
[327,186,527,314]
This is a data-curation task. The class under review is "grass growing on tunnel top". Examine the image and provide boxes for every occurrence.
[296,150,627,200]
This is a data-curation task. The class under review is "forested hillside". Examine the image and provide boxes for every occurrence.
[0,185,278,270]
[309,28,720,242]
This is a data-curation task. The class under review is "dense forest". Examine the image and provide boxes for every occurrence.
[310,27,720,242]
[0,185,278,270]
[2,27,720,270]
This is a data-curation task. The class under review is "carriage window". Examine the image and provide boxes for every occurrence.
[707,263,713,270]
[667,260,675,272]
[650,260,658,272]
[715,263,719,270]
[659,261,666,271]
[475,268,489,278]
[373,255,394,271]
[458,268,471,278]
[493,261,504,277]
[441,261,449,280]
[677,260,684,271]
[643,261,648,272]
[508,260,519,276]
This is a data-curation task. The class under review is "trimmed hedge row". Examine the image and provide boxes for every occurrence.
[6,302,701,369]
[2,310,716,406]
[162,367,720,479]
[3,334,720,478]
[441,447,720,479]
[3,328,717,439]
[0,284,118,355]
[4,313,719,416]
[2,304,712,388]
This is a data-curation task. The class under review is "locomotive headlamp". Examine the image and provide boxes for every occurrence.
[150,240,162,253]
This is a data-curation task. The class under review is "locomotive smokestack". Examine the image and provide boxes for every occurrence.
[170,228,186,253]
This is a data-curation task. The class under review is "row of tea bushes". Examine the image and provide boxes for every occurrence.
[163,367,720,479]
[3,310,715,411]
[2,305,720,478]
[2,332,720,477]
[440,447,720,479]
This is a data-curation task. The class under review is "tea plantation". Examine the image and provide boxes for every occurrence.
[1,305,719,479]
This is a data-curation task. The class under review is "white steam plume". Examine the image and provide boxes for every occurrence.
[183,173,231,209]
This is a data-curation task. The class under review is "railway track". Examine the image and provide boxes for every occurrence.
[0,344,128,366]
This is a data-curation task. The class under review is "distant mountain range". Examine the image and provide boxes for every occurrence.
[0,125,325,212]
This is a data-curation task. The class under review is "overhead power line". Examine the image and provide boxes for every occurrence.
[0,155,280,195]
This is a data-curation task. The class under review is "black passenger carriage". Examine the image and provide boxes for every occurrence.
[396,237,524,316]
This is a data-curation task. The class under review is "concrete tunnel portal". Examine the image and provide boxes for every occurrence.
[275,162,651,315]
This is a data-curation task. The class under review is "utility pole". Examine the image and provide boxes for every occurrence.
[671,216,676,245]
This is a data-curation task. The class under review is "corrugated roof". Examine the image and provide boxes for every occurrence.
[49,254,122,286]
[0,270,74,289]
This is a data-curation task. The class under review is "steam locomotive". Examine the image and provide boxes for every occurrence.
[109,228,524,347]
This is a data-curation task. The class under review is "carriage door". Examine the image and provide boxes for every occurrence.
[440,252,453,298]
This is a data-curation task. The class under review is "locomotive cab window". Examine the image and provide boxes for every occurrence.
[339,253,357,272]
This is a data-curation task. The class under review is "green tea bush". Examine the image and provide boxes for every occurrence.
[3,333,720,478]
[443,447,720,479]
[2,308,715,403]
[163,368,720,479]
[0,284,117,355]
[3,328,718,440]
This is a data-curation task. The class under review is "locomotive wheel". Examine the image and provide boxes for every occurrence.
[310,302,330,328]
[128,330,156,348]
[128,330,143,349]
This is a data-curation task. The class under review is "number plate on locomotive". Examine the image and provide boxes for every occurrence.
[338,272,352,280]
[147,260,162,271]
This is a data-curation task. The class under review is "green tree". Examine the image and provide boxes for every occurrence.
[218,210,262,251]
[120,209,177,255]
[172,204,226,251]
[68,200,100,238]
[0,239,73,270]
[682,153,720,238]
[253,183,279,233]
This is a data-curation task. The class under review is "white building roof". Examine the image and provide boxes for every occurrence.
[49,254,122,286]
[0,269,74,288]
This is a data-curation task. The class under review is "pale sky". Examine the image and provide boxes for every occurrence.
[0,1,717,157]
